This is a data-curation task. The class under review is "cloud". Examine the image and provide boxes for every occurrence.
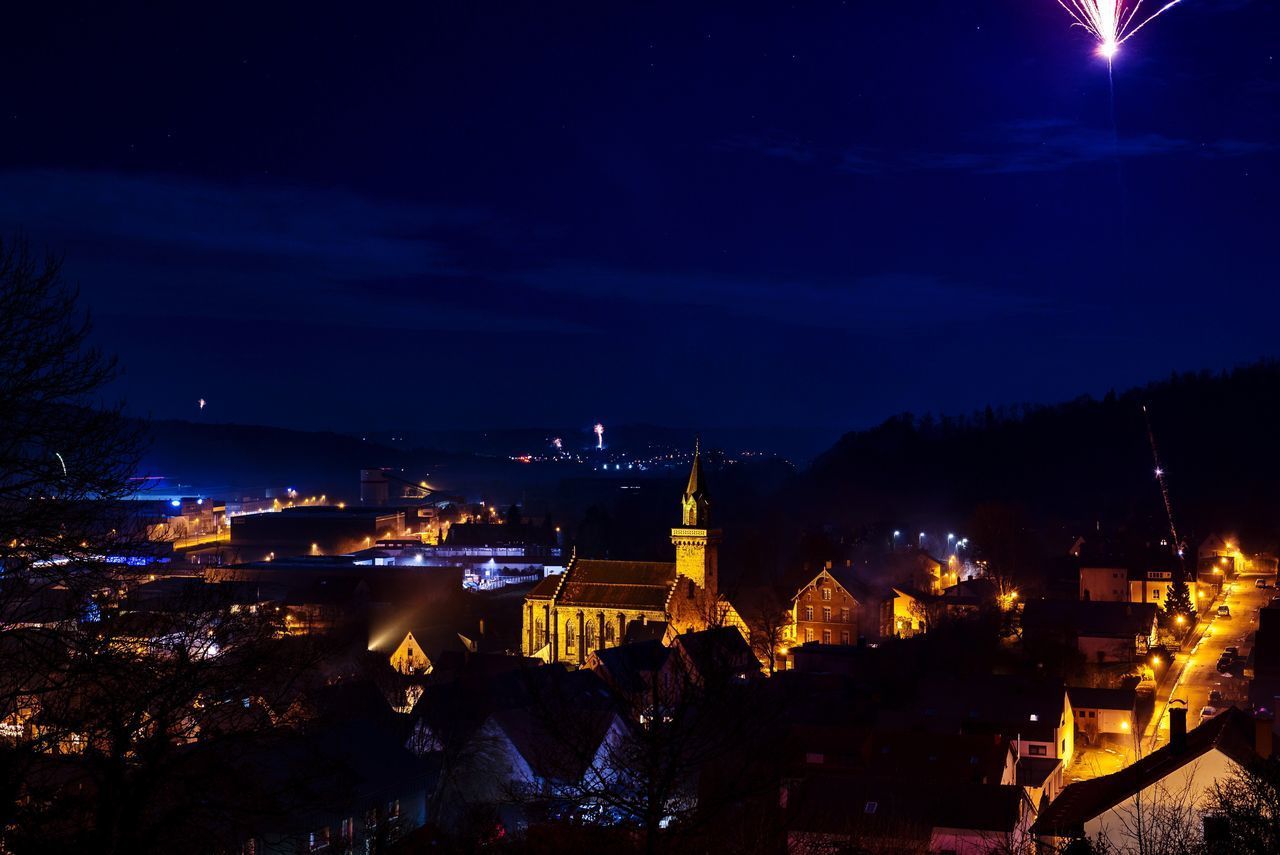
[716,132,816,164]
[0,169,463,278]
[732,118,1271,177]
[911,118,1275,174]
[517,265,1054,333]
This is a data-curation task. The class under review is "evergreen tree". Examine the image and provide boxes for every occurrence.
[1165,567,1196,626]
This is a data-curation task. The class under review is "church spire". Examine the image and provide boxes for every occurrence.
[681,438,710,527]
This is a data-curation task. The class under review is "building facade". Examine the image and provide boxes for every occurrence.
[790,569,860,646]
[521,445,744,665]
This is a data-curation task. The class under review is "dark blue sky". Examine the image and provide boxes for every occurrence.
[2,1,1275,432]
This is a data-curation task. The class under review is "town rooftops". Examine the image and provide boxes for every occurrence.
[1022,599,1158,639]
[1032,707,1261,837]
[1068,685,1138,712]
[787,773,1025,838]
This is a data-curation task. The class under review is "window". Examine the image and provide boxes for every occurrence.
[805,628,814,642]
[1062,738,1067,753]
[840,607,850,623]
[822,607,832,622]
[309,828,331,851]
[865,801,878,814]
[822,630,832,644]
[1028,745,1047,756]
[805,606,814,621]
[841,631,850,645]
[339,819,354,842]
[822,587,832,601]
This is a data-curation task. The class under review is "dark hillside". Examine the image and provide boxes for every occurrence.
[795,361,1280,546]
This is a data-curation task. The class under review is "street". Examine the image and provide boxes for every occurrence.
[1144,572,1276,753]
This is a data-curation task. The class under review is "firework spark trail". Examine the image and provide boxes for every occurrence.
[1054,0,1188,58]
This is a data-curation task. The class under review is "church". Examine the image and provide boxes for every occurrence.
[521,444,746,665]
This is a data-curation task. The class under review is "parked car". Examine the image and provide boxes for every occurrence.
[1209,689,1224,704]
[1225,646,1240,659]
[1217,655,1234,673]
[1218,605,1232,618]
[1257,578,1270,589]
[1200,705,1222,725]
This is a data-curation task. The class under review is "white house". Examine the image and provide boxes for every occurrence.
[1033,706,1273,849]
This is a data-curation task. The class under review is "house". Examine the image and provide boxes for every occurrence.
[586,639,671,708]
[1079,565,1129,602]
[1021,600,1158,664]
[789,567,860,647]
[910,676,1075,774]
[784,774,1034,855]
[881,586,931,638]
[1068,686,1138,743]
[1032,706,1274,849]
[666,625,761,687]
[521,445,746,665]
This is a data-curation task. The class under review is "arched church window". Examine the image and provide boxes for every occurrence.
[565,622,575,648]
[586,623,597,650]
[604,623,615,644]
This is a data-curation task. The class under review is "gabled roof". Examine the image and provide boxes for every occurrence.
[589,639,670,694]
[787,773,1024,837]
[1068,686,1138,712]
[1022,599,1158,639]
[553,559,677,610]
[490,705,620,783]
[792,567,863,605]
[1032,707,1261,836]
[671,626,757,680]
[526,573,564,600]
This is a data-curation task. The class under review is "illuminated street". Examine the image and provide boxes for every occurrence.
[1144,572,1276,753]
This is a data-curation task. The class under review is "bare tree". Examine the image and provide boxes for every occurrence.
[0,240,341,853]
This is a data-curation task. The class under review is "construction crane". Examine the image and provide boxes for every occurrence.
[1143,404,1184,561]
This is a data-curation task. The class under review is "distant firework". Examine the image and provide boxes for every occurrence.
[552,437,563,450]
[198,398,206,410]
[594,423,604,450]
[1053,0,1187,60]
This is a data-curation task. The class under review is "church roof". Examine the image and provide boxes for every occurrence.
[551,559,677,610]
[527,573,564,599]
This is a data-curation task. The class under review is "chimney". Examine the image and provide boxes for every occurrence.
[1256,712,1275,759]
[1169,706,1188,752]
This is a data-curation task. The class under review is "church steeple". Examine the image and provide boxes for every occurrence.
[681,437,710,527]
[673,439,719,594]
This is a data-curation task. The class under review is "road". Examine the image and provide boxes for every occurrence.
[1144,572,1276,752]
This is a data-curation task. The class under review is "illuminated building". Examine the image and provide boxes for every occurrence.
[520,444,745,664]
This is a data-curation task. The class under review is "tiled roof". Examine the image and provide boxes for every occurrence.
[1022,599,1158,639]
[571,560,676,586]
[558,582,673,610]
[1068,685,1138,712]
[527,574,563,599]
[788,773,1024,836]
[1032,707,1260,836]
[545,559,677,610]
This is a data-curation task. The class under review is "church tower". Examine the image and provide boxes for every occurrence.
[672,439,721,595]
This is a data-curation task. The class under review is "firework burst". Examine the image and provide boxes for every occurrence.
[1054,0,1187,59]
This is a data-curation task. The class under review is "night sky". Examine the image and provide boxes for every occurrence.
[2,2,1275,433]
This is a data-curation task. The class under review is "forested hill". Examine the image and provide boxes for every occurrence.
[795,362,1280,544]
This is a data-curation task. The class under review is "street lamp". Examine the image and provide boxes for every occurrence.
[919,532,926,549]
